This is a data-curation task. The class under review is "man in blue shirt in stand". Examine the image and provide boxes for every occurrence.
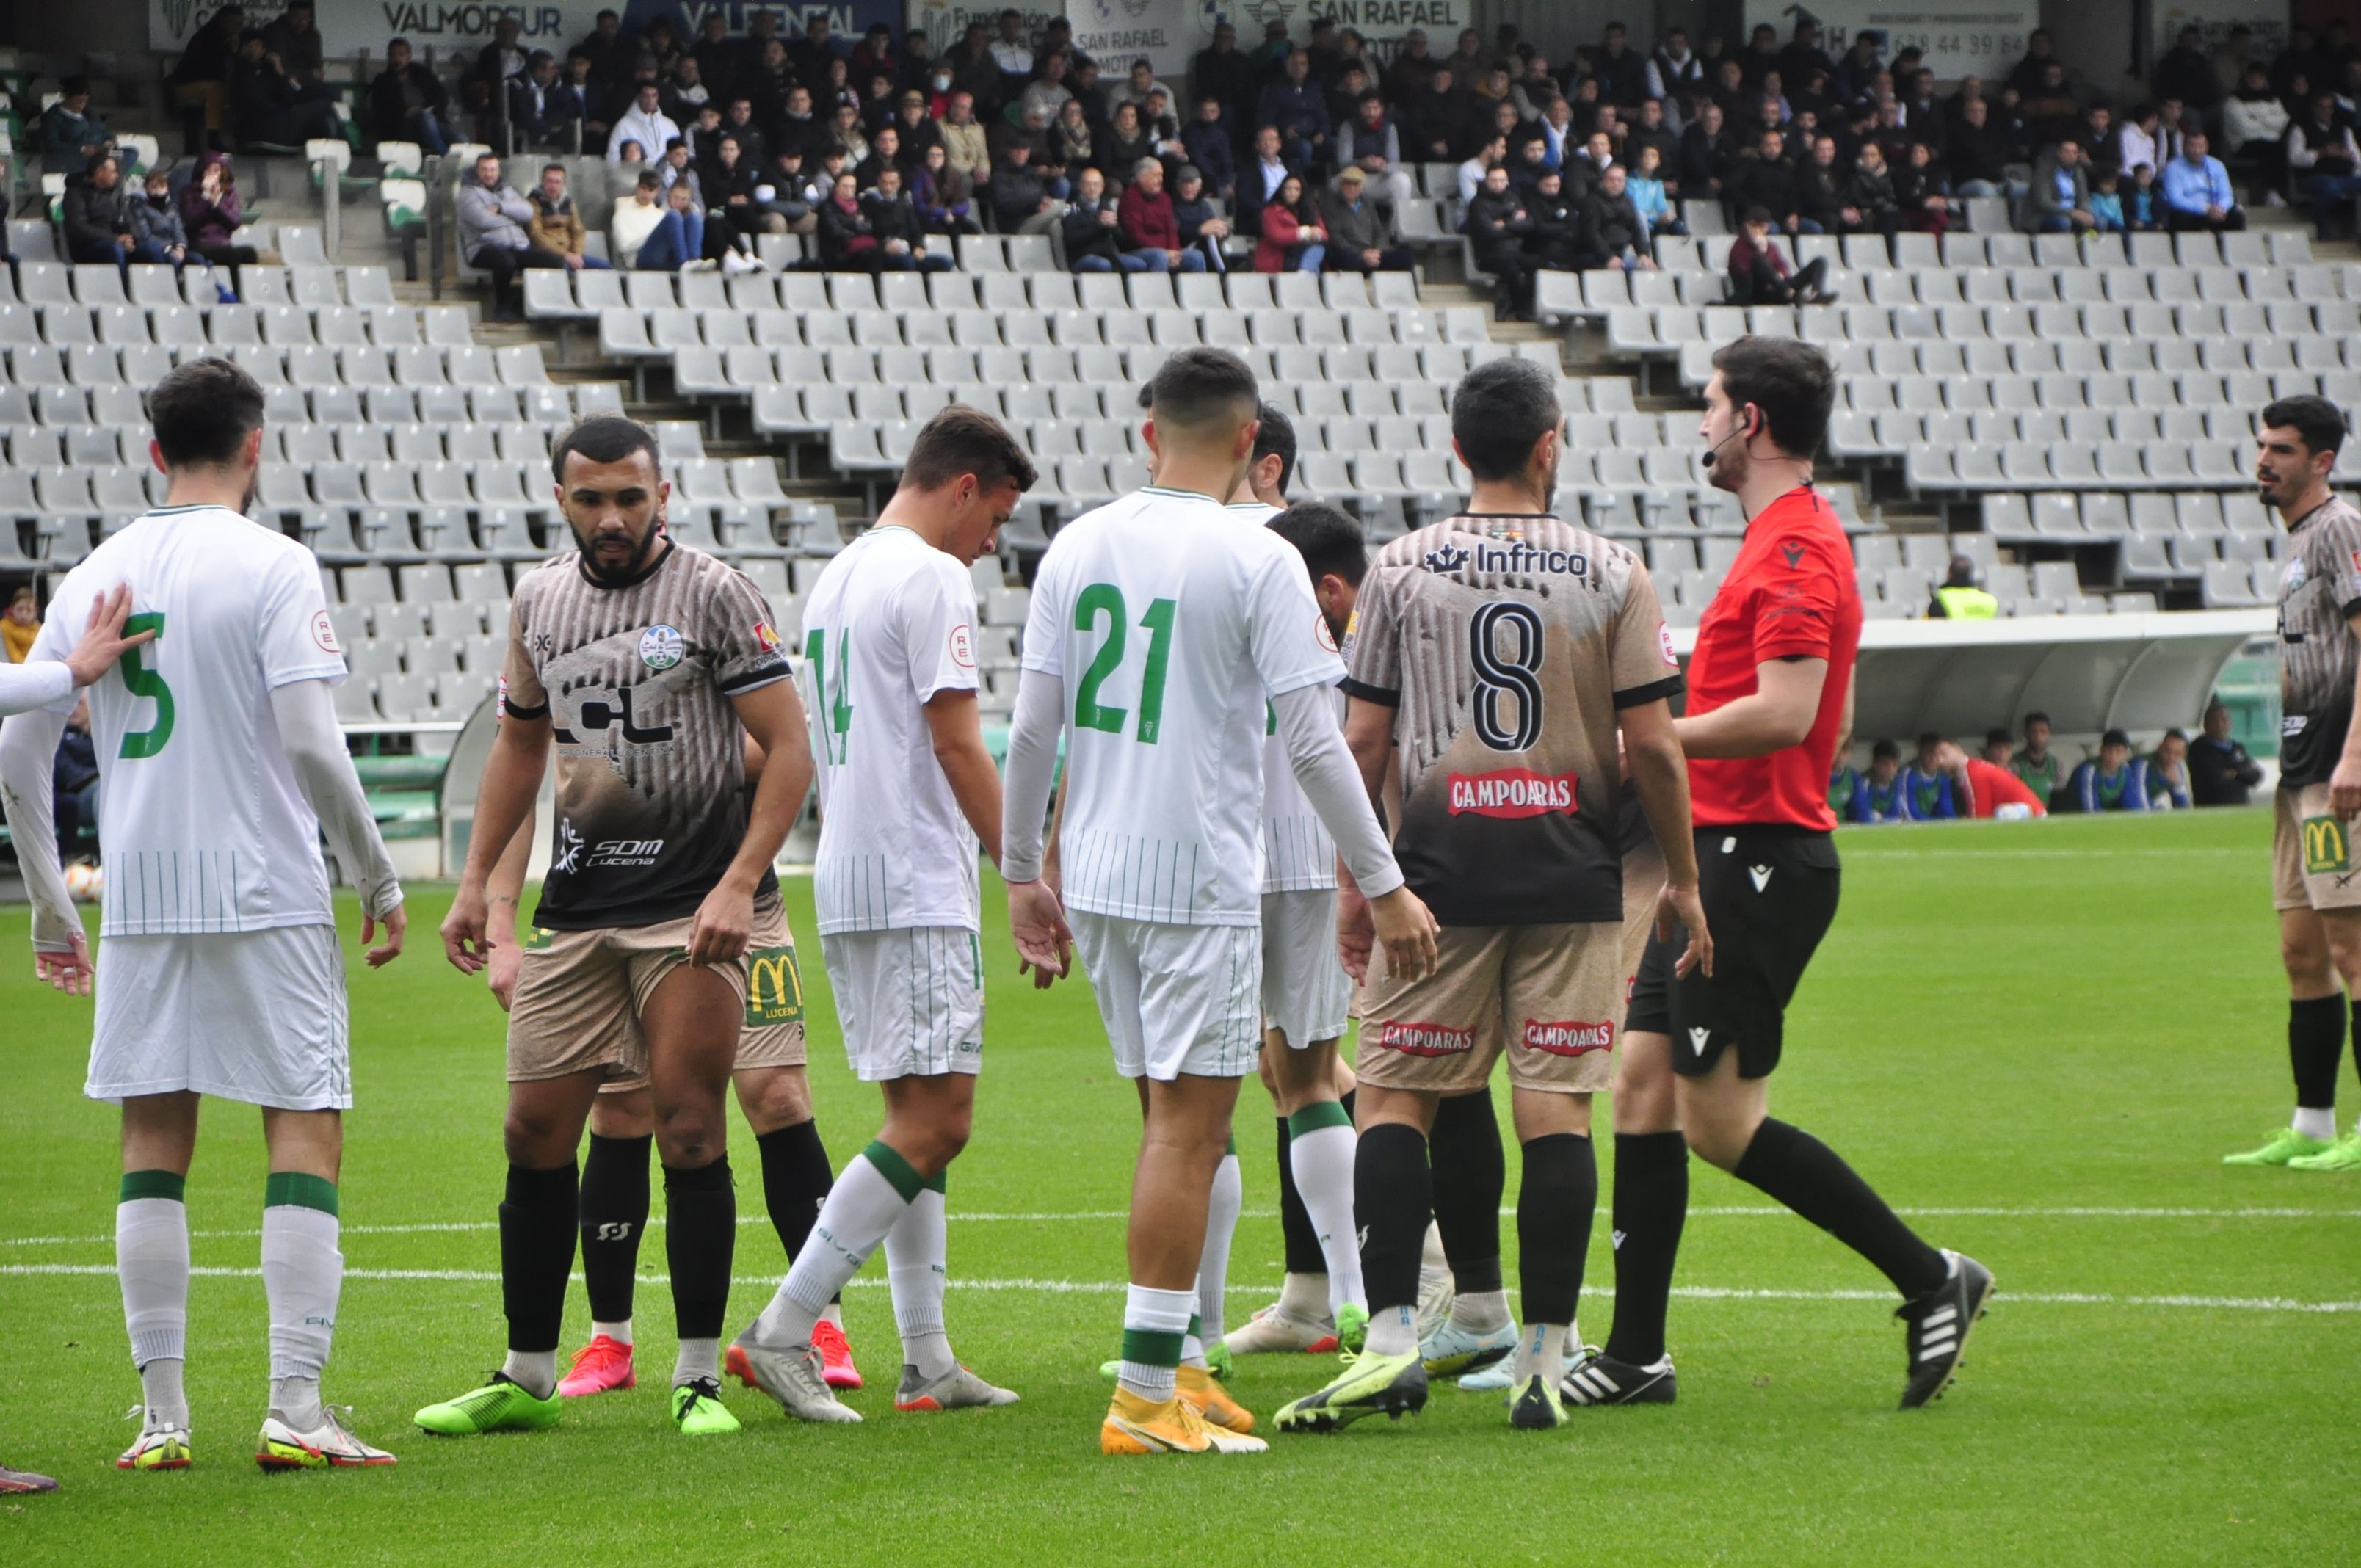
[2160,131,2244,232]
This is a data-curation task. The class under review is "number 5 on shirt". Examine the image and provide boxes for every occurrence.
[117,611,173,759]
[1072,582,1175,744]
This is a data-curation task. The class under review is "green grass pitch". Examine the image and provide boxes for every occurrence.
[3,806,2357,1562]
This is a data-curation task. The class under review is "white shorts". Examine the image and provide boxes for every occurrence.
[1260,888,1350,1048]
[1070,910,1261,1081]
[819,926,985,1081]
[87,924,350,1110]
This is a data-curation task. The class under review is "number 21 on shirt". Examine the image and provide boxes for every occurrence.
[1073,583,1176,744]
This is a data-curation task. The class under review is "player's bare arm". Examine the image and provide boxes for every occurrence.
[1672,656,1829,759]
[1619,697,1712,979]
[483,805,538,1012]
[2332,609,2361,819]
[692,677,812,967]
[1334,695,1396,981]
[924,688,1006,868]
[1285,686,1434,981]
[999,668,1073,979]
[443,710,553,973]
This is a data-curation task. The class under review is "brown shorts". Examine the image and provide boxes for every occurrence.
[507,897,799,1086]
[2273,783,2361,912]
[1353,921,1622,1096]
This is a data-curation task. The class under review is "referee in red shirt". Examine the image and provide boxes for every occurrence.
[1565,338,1995,1415]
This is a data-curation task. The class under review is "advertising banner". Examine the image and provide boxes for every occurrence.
[1741,0,2037,82]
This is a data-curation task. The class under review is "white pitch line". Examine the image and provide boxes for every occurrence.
[2,1263,2356,1314]
[2,1204,2353,1251]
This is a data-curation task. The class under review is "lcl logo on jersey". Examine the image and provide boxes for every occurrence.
[556,684,674,745]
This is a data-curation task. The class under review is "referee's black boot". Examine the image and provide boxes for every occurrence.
[1896,1249,1995,1409]
[1559,1345,1677,1407]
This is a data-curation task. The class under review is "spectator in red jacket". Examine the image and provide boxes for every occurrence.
[1254,173,1328,272]
[1117,158,1206,271]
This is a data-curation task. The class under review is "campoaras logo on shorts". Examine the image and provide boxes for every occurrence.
[1447,769,1578,819]
[1377,1021,1476,1057]
[1520,1020,1614,1056]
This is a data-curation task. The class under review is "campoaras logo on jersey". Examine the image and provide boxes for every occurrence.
[1446,768,1579,819]
[1377,1020,1476,1057]
[1520,1019,1614,1057]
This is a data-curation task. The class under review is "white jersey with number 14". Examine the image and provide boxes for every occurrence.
[1023,486,1343,926]
[28,504,348,936]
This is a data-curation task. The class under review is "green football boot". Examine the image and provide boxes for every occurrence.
[414,1373,562,1436]
[671,1379,741,1435]
[1203,1337,1233,1381]
[1273,1349,1428,1433]
[2288,1132,2361,1172]
[2224,1128,2336,1166]
[1508,1373,1567,1429]
[1334,1302,1370,1356]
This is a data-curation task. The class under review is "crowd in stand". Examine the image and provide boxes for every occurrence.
[1831,704,2266,824]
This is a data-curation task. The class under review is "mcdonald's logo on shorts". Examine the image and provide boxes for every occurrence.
[2304,815,2350,876]
[746,945,805,1028]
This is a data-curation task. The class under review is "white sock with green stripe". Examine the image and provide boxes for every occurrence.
[885,1174,955,1380]
[755,1141,919,1348]
[1194,1143,1241,1348]
[117,1170,190,1433]
[1117,1284,1194,1401]
[261,1172,342,1429]
[1288,1101,1363,1318]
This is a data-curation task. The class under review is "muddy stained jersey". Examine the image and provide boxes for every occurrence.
[1343,514,1682,926]
[501,541,791,929]
[2276,495,2361,788]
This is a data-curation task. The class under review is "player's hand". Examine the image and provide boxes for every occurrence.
[1008,878,1072,982]
[687,880,755,966]
[1368,887,1440,981]
[2334,754,2361,819]
[485,937,523,1012]
[442,883,492,974]
[1655,881,1713,979]
[64,584,155,688]
[1335,885,1374,983]
[34,934,95,997]
[361,901,406,968]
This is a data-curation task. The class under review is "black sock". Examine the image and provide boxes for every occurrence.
[2299,997,2355,1108]
[1603,1130,1689,1367]
[501,1162,579,1354]
[1733,1119,1948,1299]
[755,1119,836,1305]
[1515,1132,1597,1328]
[578,1132,651,1327]
[1354,1122,1432,1313]
[661,1156,736,1342]
[1276,1115,1324,1274]
[1429,1089,1504,1294]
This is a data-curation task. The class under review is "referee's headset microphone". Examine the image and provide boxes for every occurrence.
[1700,404,1759,470]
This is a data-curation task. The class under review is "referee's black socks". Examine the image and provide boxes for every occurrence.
[2290,995,2347,1111]
[1603,1130,1689,1367]
[501,1161,579,1354]
[661,1156,736,1341]
[1733,1119,1948,1299]
[1515,1132,1597,1328]
[578,1132,651,1328]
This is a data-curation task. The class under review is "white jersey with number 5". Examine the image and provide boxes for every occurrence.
[801,524,984,935]
[27,504,349,936]
[1023,485,1343,926]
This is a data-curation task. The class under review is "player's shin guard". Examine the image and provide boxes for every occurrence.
[1733,1119,1948,1299]
[117,1170,191,1431]
[261,1172,342,1429]
[1197,1142,1242,1348]
[1429,1090,1507,1327]
[885,1174,954,1379]
[1288,1101,1363,1314]
[1355,1122,1434,1352]
[500,1163,579,1393]
[756,1119,835,1293]
[661,1157,735,1383]
[578,1132,651,1335]
[1603,1130,1688,1368]
[755,1142,918,1346]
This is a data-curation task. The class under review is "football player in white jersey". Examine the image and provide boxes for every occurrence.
[731,407,1037,1420]
[1001,347,1440,1456]
[0,358,407,1473]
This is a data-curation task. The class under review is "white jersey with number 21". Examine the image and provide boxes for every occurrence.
[1022,485,1343,926]
[28,504,349,937]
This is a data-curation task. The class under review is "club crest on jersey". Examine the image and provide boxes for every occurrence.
[754,620,783,653]
[310,609,342,655]
[1377,1020,1475,1057]
[1447,767,1578,819]
[2286,557,2308,592]
[1520,1019,1614,1056]
[639,624,684,670]
[949,622,976,669]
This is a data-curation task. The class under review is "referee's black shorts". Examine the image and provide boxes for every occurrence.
[1624,826,1840,1079]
